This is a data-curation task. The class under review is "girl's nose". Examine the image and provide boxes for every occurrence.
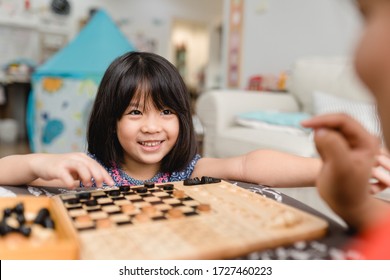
[140,114,162,133]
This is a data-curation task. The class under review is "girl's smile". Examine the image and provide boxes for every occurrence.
[138,140,165,151]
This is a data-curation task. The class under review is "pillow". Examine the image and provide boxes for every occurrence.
[235,111,311,136]
[312,91,382,137]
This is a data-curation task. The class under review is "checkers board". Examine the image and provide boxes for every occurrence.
[53,179,328,259]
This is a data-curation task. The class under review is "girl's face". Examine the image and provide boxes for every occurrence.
[354,0,390,145]
[116,96,180,170]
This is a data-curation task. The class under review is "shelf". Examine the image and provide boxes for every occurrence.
[0,15,39,29]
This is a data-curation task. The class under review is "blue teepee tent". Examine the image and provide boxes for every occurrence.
[28,10,135,153]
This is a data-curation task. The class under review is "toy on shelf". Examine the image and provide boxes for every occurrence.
[247,71,288,92]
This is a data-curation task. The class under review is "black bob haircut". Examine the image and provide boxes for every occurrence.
[87,51,198,173]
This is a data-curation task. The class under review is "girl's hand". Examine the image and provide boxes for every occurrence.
[30,153,115,189]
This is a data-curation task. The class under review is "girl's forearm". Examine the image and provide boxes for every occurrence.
[242,150,321,188]
[0,154,40,185]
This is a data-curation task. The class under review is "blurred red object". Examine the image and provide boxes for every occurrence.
[247,75,263,91]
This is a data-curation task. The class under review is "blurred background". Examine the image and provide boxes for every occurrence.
[0,0,361,156]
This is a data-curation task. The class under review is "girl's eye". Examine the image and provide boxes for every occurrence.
[162,109,174,115]
[129,110,142,115]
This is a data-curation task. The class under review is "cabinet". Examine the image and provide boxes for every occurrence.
[0,16,69,65]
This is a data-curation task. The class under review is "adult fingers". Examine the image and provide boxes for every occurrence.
[372,165,390,187]
[380,147,390,156]
[302,113,376,150]
[369,182,388,194]
[376,154,390,171]
[313,128,351,167]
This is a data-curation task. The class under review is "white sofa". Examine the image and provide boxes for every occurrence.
[196,57,379,225]
[196,56,376,159]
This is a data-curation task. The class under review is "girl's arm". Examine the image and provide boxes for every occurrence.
[193,150,321,188]
[0,153,114,188]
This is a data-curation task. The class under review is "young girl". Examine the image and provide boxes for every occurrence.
[0,51,387,191]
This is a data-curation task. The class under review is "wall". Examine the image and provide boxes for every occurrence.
[221,0,363,89]
[63,0,221,58]
[1,1,363,91]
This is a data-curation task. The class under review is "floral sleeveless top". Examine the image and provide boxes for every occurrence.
[85,153,201,187]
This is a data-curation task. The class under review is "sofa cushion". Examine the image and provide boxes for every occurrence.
[288,57,374,114]
[235,111,311,136]
[313,90,382,137]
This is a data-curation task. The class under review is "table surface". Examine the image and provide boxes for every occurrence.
[0,181,355,260]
